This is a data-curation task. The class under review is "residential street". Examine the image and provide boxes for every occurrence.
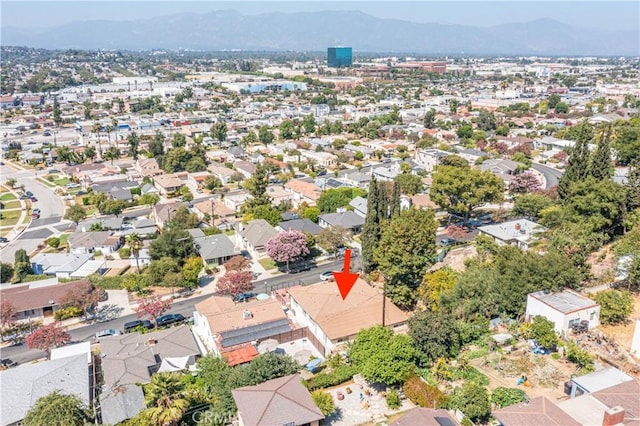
[531,162,564,188]
[0,163,68,262]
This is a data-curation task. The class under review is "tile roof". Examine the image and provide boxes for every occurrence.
[287,279,409,341]
[232,374,324,426]
[284,179,322,201]
[222,345,260,366]
[591,379,640,426]
[493,396,580,426]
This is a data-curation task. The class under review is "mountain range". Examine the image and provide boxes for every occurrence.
[2,10,638,55]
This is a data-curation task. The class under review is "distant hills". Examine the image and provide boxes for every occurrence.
[2,10,638,55]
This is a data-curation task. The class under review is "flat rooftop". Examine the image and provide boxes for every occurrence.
[530,289,599,314]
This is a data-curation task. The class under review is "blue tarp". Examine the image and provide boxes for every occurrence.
[306,358,322,372]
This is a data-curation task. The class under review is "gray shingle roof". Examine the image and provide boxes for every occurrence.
[196,234,237,261]
[277,219,322,236]
[0,354,90,426]
[319,211,365,229]
[99,384,145,425]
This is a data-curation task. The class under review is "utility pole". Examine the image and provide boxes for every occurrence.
[210,198,215,226]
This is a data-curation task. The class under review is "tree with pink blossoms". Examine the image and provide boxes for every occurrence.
[25,323,71,358]
[135,296,172,326]
[508,172,542,195]
[217,271,254,298]
[446,225,468,241]
[265,230,310,271]
[0,300,17,342]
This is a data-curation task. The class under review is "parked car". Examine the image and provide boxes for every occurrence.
[0,237,8,243]
[64,183,81,188]
[123,320,154,333]
[320,271,335,281]
[95,329,121,340]
[31,213,40,219]
[19,194,30,200]
[30,197,38,202]
[33,208,40,214]
[156,313,186,327]
[439,238,457,247]
[234,292,256,303]
[25,191,33,197]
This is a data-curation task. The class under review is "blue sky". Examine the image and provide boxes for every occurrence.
[3,1,639,31]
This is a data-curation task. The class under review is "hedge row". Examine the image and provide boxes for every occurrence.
[304,365,357,391]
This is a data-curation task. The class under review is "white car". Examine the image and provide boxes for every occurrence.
[319,271,334,281]
[95,329,121,340]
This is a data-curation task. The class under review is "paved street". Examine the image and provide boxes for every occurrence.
[531,162,564,188]
[0,163,68,262]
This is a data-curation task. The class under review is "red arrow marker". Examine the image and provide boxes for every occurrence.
[333,249,359,300]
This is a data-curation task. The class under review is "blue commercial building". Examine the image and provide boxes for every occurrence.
[327,47,352,68]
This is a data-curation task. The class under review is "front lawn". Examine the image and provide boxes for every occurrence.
[54,177,71,186]
[0,193,17,201]
[0,209,21,226]
[1,200,21,209]
[258,258,277,271]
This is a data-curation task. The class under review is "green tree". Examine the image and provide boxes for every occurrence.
[126,232,144,273]
[149,131,165,158]
[210,122,228,142]
[394,172,424,196]
[547,93,561,109]
[0,263,13,283]
[491,387,528,409]
[408,310,461,365]
[24,391,92,426]
[244,163,272,209]
[139,372,190,426]
[625,160,640,213]
[84,145,97,162]
[317,187,366,213]
[554,102,569,113]
[418,267,457,311]
[588,126,612,180]
[451,382,491,424]
[138,193,160,208]
[430,165,504,221]
[149,229,196,262]
[227,352,301,389]
[593,290,633,325]
[613,123,640,165]
[64,204,87,225]
[564,177,625,234]
[279,119,295,140]
[558,121,592,200]
[317,225,350,256]
[103,146,120,165]
[567,340,595,373]
[171,133,187,148]
[350,326,417,385]
[477,109,497,131]
[528,316,559,349]
[423,108,436,129]
[13,249,32,282]
[302,114,316,134]
[311,390,336,416]
[512,193,555,221]
[204,175,222,191]
[127,131,140,160]
[258,125,274,145]
[249,205,282,226]
[361,178,388,273]
[375,208,438,308]
[456,125,473,139]
[52,96,62,126]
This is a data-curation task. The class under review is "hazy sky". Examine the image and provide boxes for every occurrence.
[3,1,639,31]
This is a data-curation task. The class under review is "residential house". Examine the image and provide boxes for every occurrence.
[413,148,452,173]
[150,202,182,229]
[341,170,372,189]
[68,231,123,254]
[30,252,104,279]
[479,158,520,185]
[276,218,322,236]
[495,136,534,150]
[557,376,640,425]
[140,183,159,195]
[232,374,324,426]
[372,164,403,181]
[349,196,368,218]
[192,199,237,228]
[266,185,295,207]
[493,396,580,426]
[78,216,124,232]
[477,219,546,250]
[135,158,163,177]
[153,173,185,195]
[234,161,256,179]
[390,408,460,426]
[100,325,201,390]
[0,354,91,426]
[0,278,89,321]
[287,279,409,356]
[195,234,238,266]
[227,146,247,161]
[208,163,237,184]
[525,289,601,335]
[99,384,145,426]
[236,219,277,258]
[456,148,487,164]
[193,296,293,356]
[187,171,210,192]
[223,191,252,213]
[300,150,337,168]
[284,179,323,208]
[319,211,365,233]
[0,95,16,110]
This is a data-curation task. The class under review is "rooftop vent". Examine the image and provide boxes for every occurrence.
[243,310,253,320]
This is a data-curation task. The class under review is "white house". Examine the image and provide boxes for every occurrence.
[525,289,600,335]
[477,219,546,250]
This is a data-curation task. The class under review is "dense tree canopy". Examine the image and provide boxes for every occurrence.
[24,391,92,426]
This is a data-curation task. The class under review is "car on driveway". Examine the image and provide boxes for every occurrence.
[95,329,121,340]
[320,271,335,281]
[123,320,154,333]
[234,292,256,303]
[439,238,458,247]
[156,313,187,327]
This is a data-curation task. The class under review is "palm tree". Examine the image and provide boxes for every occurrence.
[103,146,119,165]
[92,122,102,158]
[112,118,119,143]
[126,233,143,274]
[141,372,190,426]
[104,124,113,150]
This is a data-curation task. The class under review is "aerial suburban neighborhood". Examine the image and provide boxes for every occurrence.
[0,4,639,426]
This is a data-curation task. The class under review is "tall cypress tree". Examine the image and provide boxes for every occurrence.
[588,125,612,180]
[626,159,640,213]
[390,180,401,218]
[558,121,592,200]
[361,178,381,273]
